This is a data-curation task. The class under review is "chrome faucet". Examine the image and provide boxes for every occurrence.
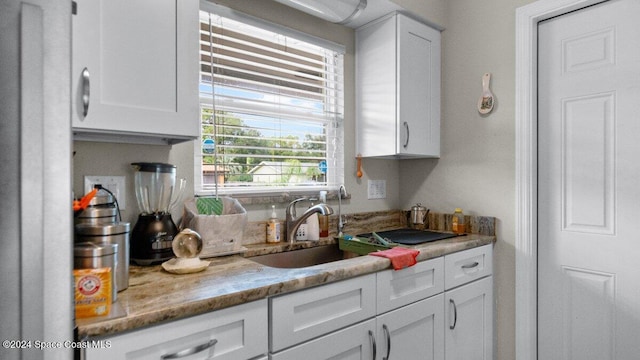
[286,198,334,246]
[337,185,348,236]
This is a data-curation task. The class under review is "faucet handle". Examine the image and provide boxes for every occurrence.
[286,197,308,219]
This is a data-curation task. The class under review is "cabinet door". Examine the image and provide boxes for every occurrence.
[376,294,445,360]
[271,319,376,360]
[356,13,441,158]
[355,14,397,158]
[84,299,268,360]
[397,14,441,157]
[72,0,199,143]
[445,276,493,360]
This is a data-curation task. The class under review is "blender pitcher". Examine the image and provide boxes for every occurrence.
[130,163,186,265]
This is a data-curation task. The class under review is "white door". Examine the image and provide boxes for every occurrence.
[538,1,640,359]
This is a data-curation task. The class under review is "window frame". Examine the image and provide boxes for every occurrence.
[195,2,345,197]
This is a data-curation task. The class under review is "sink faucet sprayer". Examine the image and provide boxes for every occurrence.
[338,185,348,236]
[286,198,333,246]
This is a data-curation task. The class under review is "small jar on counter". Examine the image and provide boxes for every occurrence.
[452,208,466,235]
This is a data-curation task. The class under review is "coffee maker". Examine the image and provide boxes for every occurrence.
[130,162,185,265]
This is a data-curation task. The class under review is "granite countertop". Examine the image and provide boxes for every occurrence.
[76,233,495,339]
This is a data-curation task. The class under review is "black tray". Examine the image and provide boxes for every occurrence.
[358,228,458,245]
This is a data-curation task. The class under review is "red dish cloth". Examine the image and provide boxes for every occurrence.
[369,247,420,270]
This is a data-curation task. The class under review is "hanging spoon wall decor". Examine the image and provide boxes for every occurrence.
[477,72,495,114]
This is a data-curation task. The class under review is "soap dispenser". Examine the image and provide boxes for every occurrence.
[266,205,281,243]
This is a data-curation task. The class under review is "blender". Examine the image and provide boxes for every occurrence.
[130,162,186,265]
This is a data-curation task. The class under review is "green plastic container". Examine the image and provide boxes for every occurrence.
[338,237,393,255]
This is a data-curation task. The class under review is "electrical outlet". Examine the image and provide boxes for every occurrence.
[367,179,386,199]
[84,175,127,210]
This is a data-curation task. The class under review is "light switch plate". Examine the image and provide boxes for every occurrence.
[84,175,126,210]
[367,179,386,199]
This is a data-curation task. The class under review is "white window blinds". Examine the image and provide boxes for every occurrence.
[196,5,345,195]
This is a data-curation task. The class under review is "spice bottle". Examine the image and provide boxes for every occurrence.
[452,208,466,235]
[266,205,281,243]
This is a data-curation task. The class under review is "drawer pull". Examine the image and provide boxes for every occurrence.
[369,330,376,360]
[461,261,479,270]
[449,299,458,330]
[383,324,391,360]
[160,339,217,359]
[81,67,90,117]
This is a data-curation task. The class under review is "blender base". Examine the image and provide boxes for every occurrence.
[130,213,177,266]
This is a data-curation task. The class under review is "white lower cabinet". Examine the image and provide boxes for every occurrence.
[376,294,445,360]
[444,244,494,360]
[269,259,448,360]
[444,276,493,360]
[269,245,493,360]
[83,246,493,360]
[84,299,268,360]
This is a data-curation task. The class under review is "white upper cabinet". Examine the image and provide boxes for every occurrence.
[356,12,441,158]
[71,0,199,145]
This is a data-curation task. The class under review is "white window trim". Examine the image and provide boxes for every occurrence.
[195,1,345,197]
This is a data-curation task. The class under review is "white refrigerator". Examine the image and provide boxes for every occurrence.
[1,1,74,359]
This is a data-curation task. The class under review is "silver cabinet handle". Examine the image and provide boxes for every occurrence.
[449,299,458,330]
[368,330,376,360]
[160,339,217,359]
[403,121,410,148]
[462,261,479,269]
[81,67,90,117]
[383,324,391,360]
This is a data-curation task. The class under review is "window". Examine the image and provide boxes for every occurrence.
[196,4,345,196]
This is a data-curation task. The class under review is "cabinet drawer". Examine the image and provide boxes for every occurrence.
[270,319,376,360]
[377,257,444,314]
[84,299,268,360]
[270,273,376,352]
[444,244,493,290]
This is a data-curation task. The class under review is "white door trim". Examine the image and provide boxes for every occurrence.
[514,1,607,359]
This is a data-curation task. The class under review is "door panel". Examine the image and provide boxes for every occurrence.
[538,1,640,359]
[444,277,493,360]
[377,294,444,360]
[560,92,615,234]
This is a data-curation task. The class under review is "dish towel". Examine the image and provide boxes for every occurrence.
[369,247,420,270]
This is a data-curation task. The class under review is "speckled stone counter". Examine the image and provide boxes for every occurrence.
[76,233,495,339]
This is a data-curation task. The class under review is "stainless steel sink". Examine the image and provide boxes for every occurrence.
[248,244,345,268]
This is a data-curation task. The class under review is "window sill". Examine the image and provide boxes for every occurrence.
[196,189,350,206]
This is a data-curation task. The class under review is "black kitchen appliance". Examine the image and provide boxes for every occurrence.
[130,162,185,265]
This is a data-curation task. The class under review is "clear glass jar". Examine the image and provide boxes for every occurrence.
[452,208,466,235]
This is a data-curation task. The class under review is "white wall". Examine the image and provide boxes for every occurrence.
[395,1,536,359]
